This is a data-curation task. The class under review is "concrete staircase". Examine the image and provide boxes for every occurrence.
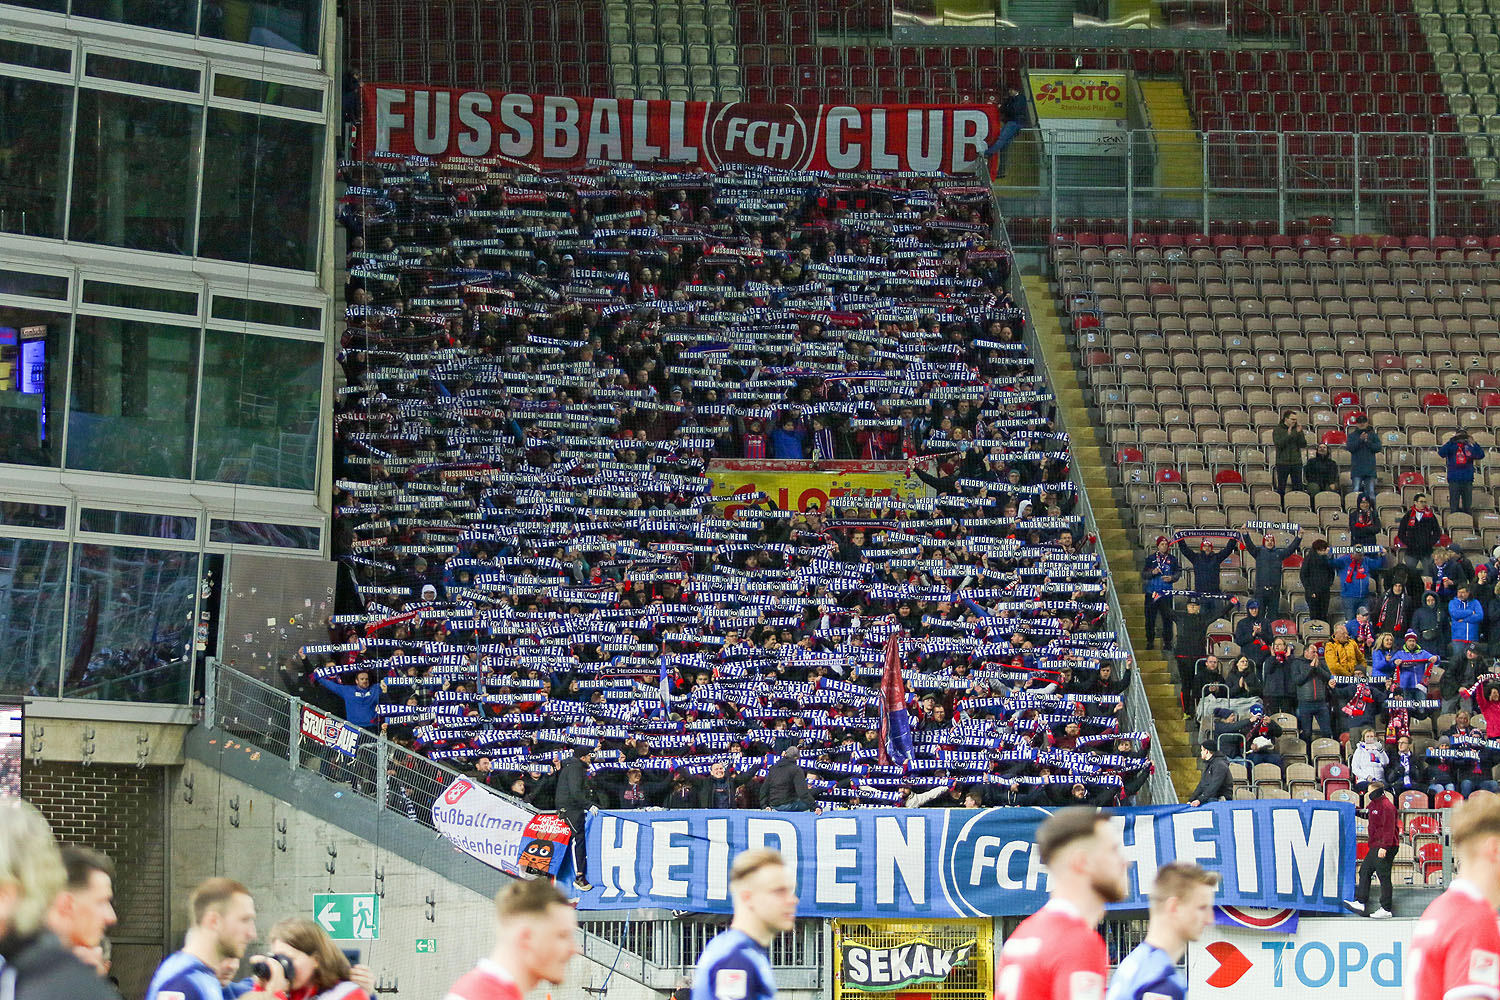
[1003,0,1074,29]
[1022,273,1197,800]
[1136,79,1204,196]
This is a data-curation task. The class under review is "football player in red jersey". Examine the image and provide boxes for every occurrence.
[1409,791,1500,1000]
[994,808,1127,1000]
[443,879,579,1000]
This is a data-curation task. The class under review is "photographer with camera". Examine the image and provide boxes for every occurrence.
[1438,430,1485,514]
[244,917,370,1000]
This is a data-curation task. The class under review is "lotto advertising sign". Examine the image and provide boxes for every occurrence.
[1028,72,1129,121]
[579,802,1355,918]
[1188,919,1408,996]
[430,776,535,876]
[708,459,924,517]
[362,88,998,175]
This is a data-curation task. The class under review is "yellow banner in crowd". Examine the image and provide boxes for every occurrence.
[1029,71,1129,121]
[834,919,993,999]
[707,460,925,516]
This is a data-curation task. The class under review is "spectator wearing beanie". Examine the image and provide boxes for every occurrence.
[1437,430,1485,514]
[1396,494,1442,568]
[1141,535,1179,650]
[1304,442,1340,497]
[1349,494,1383,548]
[1188,741,1232,806]
[1178,534,1236,593]
[1300,539,1336,623]
[1344,414,1381,501]
[1243,529,1302,618]
[1331,550,1376,622]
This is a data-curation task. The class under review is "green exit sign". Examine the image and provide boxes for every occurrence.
[415,938,437,954]
[313,893,380,940]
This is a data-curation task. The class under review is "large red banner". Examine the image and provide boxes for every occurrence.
[361,86,999,175]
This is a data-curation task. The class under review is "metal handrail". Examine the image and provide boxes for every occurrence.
[993,215,1177,805]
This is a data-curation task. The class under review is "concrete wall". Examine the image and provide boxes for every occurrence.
[171,759,660,1000]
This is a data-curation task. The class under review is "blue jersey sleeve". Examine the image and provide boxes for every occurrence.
[1105,944,1186,1000]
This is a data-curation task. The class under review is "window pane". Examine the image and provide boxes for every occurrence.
[210,295,320,330]
[0,538,66,697]
[0,502,65,529]
[0,0,66,13]
[84,54,200,93]
[197,330,320,489]
[70,90,200,255]
[0,270,67,300]
[212,74,322,112]
[80,508,197,540]
[199,109,321,270]
[0,76,72,240]
[0,306,69,469]
[209,519,319,549]
[200,0,320,55]
[73,0,196,34]
[67,316,198,479]
[0,40,71,73]
[82,280,199,316]
[64,544,198,704]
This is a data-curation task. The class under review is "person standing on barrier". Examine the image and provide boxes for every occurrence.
[1345,780,1397,919]
[984,85,1029,179]
[1106,862,1218,1000]
[556,745,597,892]
[994,807,1123,1000]
[1407,791,1500,1000]
[442,879,579,1000]
[691,849,797,1000]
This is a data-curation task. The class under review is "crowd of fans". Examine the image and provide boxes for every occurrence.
[1144,413,1500,805]
[309,155,1156,829]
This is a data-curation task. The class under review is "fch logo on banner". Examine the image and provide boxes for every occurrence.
[1189,919,1405,995]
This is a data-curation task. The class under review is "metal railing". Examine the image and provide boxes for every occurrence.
[202,661,831,990]
[204,659,530,839]
[989,205,1177,804]
[997,127,1492,246]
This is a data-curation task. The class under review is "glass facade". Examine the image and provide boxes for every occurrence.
[1,0,322,54]
[0,0,333,707]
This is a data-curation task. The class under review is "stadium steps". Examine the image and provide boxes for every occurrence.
[1023,273,1197,800]
[1135,79,1204,195]
[1003,0,1073,29]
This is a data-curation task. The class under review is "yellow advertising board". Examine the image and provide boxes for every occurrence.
[1029,71,1129,121]
[706,460,926,517]
[834,919,993,999]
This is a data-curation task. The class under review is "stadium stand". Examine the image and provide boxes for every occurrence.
[326,159,1160,810]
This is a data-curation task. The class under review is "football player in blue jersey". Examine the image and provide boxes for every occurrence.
[1106,862,1218,1000]
[692,849,798,1000]
[145,878,258,1000]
